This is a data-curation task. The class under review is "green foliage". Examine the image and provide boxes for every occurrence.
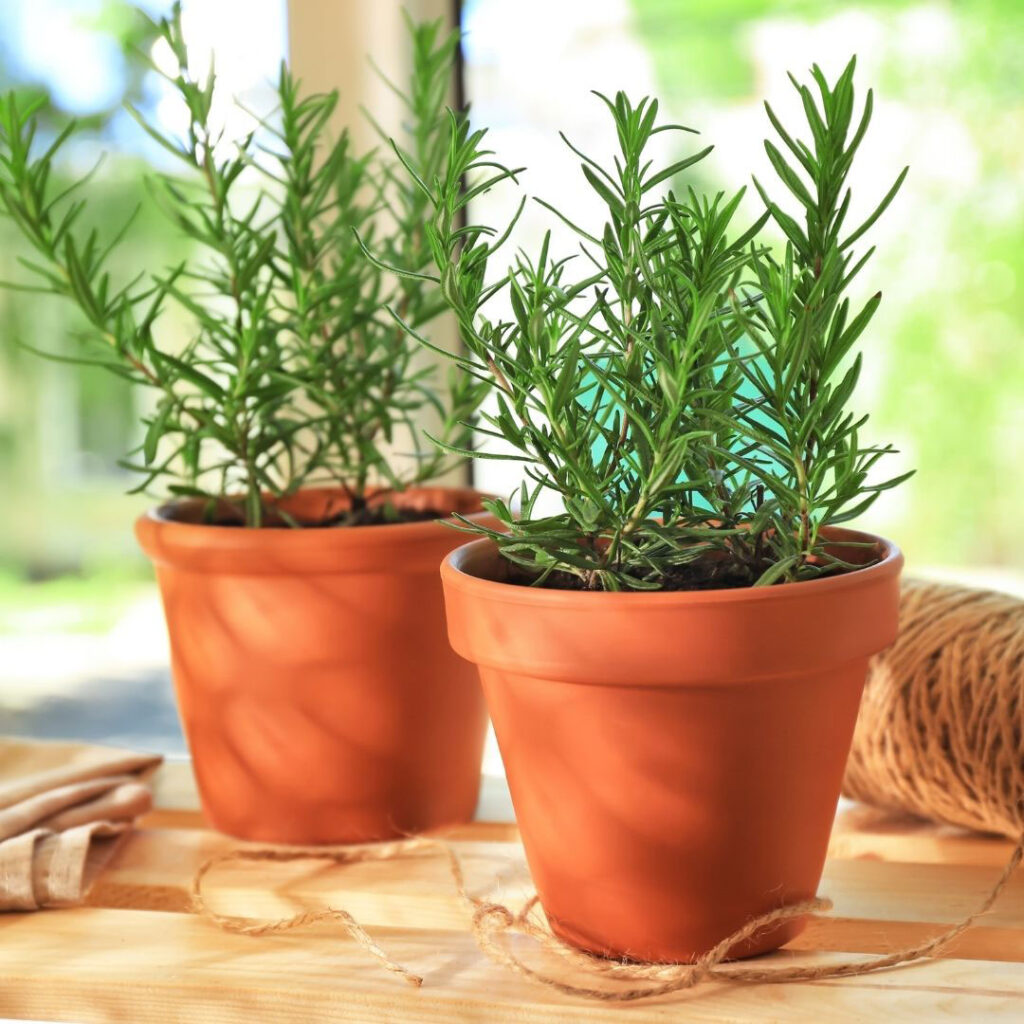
[0,4,477,527]
[628,0,1024,572]
[394,59,909,589]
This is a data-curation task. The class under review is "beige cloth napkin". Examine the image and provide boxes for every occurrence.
[0,737,162,910]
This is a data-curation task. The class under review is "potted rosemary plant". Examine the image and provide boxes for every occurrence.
[392,61,909,958]
[0,8,491,843]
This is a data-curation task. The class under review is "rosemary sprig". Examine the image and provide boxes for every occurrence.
[0,5,479,526]
[387,61,910,589]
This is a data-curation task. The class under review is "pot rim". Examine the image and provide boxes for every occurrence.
[142,484,490,535]
[136,485,494,574]
[442,525,902,607]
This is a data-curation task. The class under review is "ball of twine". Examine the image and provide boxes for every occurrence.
[843,578,1024,838]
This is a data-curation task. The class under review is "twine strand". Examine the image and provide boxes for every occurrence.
[191,830,1023,1002]
[190,839,438,988]
[447,835,1023,999]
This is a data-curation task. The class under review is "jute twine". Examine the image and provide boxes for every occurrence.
[844,578,1024,838]
[191,831,1023,1001]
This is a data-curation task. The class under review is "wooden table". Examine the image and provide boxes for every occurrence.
[1,762,1021,1022]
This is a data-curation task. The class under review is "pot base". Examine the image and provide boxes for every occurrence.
[199,802,481,847]
[547,912,808,964]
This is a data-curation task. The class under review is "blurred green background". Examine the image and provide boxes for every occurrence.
[0,0,284,748]
[0,1,170,641]
[0,1,279,644]
[0,0,1021,645]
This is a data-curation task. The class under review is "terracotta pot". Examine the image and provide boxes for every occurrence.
[441,527,903,962]
[136,486,491,844]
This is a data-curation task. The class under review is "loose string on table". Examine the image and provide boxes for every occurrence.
[190,828,1024,1001]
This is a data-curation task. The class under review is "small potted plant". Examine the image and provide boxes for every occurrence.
[390,61,910,959]
[0,8,492,843]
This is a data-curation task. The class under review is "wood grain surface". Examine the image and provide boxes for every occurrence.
[1,761,1019,1023]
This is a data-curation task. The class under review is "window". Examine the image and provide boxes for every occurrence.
[2,0,1020,756]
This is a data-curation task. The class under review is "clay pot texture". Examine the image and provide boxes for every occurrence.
[441,527,902,962]
[136,486,491,844]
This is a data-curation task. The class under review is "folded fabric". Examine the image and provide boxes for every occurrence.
[0,737,162,910]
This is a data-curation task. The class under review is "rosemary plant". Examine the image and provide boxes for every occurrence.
[0,5,480,527]
[389,58,910,589]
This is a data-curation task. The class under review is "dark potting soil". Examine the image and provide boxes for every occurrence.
[178,505,453,529]
[309,505,452,528]
[506,556,854,593]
